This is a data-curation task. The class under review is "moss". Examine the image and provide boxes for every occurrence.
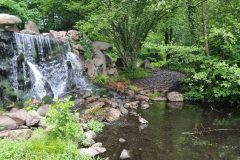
[83,106,108,121]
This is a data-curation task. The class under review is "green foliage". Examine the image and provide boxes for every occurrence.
[181,58,240,103]
[120,68,152,79]
[83,106,107,120]
[46,97,84,142]
[148,92,161,99]
[23,99,38,111]
[0,0,41,24]
[94,74,109,85]
[129,85,137,92]
[79,36,93,59]
[87,119,104,134]
[0,129,95,160]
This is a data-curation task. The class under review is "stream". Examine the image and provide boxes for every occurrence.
[97,102,240,160]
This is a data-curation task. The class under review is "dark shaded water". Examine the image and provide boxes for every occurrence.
[97,103,240,160]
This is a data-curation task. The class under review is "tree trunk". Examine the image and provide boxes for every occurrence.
[201,0,209,56]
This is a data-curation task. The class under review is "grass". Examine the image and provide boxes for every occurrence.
[0,129,97,160]
[148,92,161,99]
[87,119,104,134]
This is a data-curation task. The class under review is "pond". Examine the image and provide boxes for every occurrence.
[97,102,240,160]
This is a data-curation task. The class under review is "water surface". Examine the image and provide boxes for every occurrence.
[97,103,240,160]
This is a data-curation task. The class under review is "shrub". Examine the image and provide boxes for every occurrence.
[94,74,109,85]
[0,129,95,160]
[23,99,38,111]
[87,119,104,134]
[182,61,240,103]
[46,97,84,142]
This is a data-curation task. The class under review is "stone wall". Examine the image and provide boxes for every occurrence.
[0,31,17,107]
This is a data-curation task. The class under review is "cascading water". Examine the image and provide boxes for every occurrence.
[11,33,90,99]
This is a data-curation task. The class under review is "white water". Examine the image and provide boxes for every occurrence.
[11,33,90,99]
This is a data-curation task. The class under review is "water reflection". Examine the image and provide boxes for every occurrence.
[97,103,240,160]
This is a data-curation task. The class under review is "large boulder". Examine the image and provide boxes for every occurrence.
[3,109,27,125]
[0,116,18,131]
[37,105,50,117]
[0,14,22,26]
[49,30,67,39]
[23,21,40,34]
[167,91,184,102]
[26,110,40,126]
[85,59,96,78]
[0,14,22,32]
[92,41,112,51]
[93,49,107,74]
[0,129,32,140]
[67,30,80,41]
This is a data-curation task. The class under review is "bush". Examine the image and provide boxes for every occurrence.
[46,97,84,142]
[182,61,240,103]
[0,129,95,160]
[87,119,104,134]
[94,74,109,85]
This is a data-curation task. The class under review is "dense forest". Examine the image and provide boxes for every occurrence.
[0,0,240,160]
[1,0,240,103]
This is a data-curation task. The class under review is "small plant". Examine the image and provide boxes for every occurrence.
[148,92,161,99]
[129,85,137,92]
[87,119,104,134]
[94,74,109,85]
[46,97,84,142]
[23,99,38,111]
[83,106,107,121]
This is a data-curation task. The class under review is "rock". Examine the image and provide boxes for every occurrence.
[107,108,121,122]
[26,110,40,126]
[138,116,148,124]
[84,131,96,140]
[0,14,22,27]
[0,129,32,140]
[92,49,107,75]
[10,108,19,113]
[119,106,128,115]
[120,149,130,159]
[124,101,139,109]
[119,138,126,143]
[3,109,27,125]
[0,116,18,131]
[20,29,38,35]
[86,101,105,108]
[37,105,49,117]
[81,123,89,131]
[92,41,112,51]
[135,94,150,101]
[107,68,118,76]
[141,103,150,110]
[67,30,80,40]
[79,146,106,157]
[49,30,67,39]
[140,59,151,69]
[82,138,95,147]
[73,44,84,51]
[24,21,40,34]
[86,96,99,103]
[152,96,167,101]
[4,25,19,32]
[85,59,96,78]
[38,117,48,129]
[82,90,92,99]
[92,142,103,147]
[167,92,184,102]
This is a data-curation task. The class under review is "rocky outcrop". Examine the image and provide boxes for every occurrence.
[0,129,32,140]
[20,21,40,35]
[26,110,41,126]
[167,91,184,102]
[0,14,22,32]
[3,109,27,125]
[0,116,18,131]
[67,30,80,41]
[92,41,112,51]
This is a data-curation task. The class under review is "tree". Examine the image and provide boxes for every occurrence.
[201,0,209,56]
[77,0,180,68]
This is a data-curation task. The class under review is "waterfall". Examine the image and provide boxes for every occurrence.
[11,33,90,99]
